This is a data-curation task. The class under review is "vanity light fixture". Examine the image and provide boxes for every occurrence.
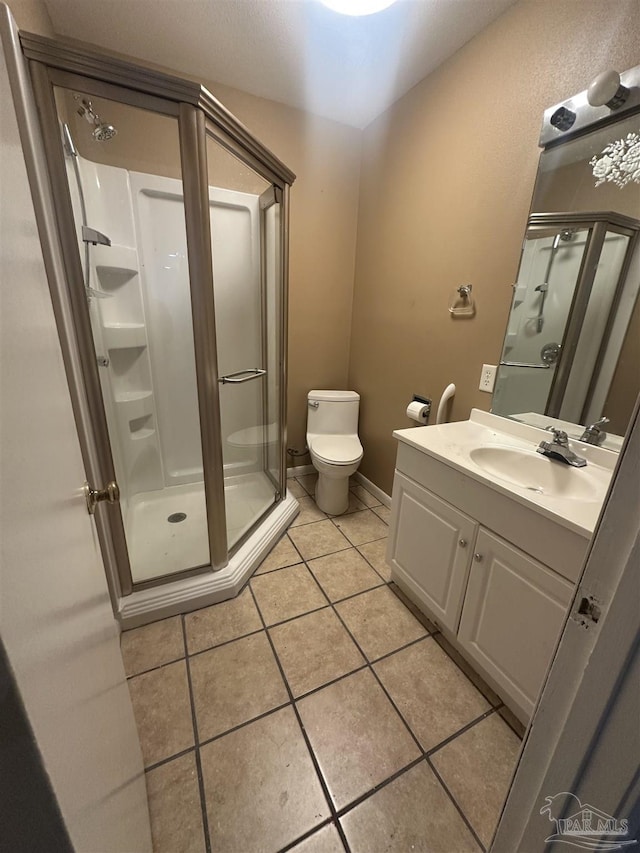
[318,0,397,15]
[539,63,640,147]
[587,70,630,110]
[549,105,576,132]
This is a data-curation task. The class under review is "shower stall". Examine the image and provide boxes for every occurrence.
[14,31,297,626]
[493,211,640,427]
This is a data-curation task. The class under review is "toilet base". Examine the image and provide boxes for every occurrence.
[315,472,350,515]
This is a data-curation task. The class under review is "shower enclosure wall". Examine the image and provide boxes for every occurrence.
[16,31,297,626]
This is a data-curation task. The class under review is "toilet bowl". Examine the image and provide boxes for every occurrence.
[306,390,363,515]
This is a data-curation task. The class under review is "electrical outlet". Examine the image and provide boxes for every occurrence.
[479,363,497,393]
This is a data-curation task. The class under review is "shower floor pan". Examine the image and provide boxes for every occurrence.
[126,472,279,584]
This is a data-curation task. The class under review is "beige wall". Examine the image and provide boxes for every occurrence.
[6,0,53,34]
[348,0,640,494]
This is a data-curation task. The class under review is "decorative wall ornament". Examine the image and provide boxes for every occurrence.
[589,130,640,188]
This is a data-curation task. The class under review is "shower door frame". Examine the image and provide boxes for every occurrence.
[19,31,294,600]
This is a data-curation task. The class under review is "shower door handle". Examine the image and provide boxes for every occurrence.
[218,368,266,384]
[499,361,551,370]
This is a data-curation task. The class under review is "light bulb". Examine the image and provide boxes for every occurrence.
[318,0,397,15]
[587,70,629,109]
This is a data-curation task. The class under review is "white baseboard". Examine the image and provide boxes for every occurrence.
[354,471,391,507]
[118,494,300,628]
[286,464,392,508]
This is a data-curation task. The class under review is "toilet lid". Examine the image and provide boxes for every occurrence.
[310,435,363,465]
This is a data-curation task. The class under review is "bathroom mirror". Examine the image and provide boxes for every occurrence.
[492,108,640,450]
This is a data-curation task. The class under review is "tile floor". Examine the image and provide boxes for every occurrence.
[121,475,523,853]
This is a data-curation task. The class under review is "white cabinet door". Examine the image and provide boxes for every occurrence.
[388,472,477,632]
[458,528,572,722]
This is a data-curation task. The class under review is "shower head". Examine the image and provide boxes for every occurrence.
[92,123,117,142]
[75,95,117,141]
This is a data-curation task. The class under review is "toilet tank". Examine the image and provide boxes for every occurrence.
[307,390,360,435]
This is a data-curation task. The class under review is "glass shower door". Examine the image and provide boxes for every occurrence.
[52,85,212,584]
[206,133,283,549]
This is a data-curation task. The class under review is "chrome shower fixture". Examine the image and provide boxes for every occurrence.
[74,95,117,141]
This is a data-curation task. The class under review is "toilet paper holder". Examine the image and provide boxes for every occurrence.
[406,394,432,425]
[413,394,431,409]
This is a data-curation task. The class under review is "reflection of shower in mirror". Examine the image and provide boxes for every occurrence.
[74,94,118,141]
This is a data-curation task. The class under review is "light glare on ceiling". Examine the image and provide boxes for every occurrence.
[318,0,397,16]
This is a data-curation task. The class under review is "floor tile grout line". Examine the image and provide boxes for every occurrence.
[247,586,352,853]
[334,753,426,821]
[196,698,292,751]
[144,744,197,775]
[367,632,434,665]
[283,662,370,703]
[303,562,387,607]
[354,546,391,584]
[267,619,442,705]
[426,705,504,759]
[326,510,389,549]
[291,542,354,562]
[186,626,266,660]
[254,558,305,577]
[125,653,186,681]
[179,615,212,853]
[276,817,337,853]
[426,754,487,852]
[322,588,426,757]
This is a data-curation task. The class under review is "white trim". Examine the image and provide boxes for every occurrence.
[117,494,299,628]
[354,471,392,507]
[287,463,392,508]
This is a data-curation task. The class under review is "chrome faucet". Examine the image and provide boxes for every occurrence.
[537,427,587,467]
[579,417,609,446]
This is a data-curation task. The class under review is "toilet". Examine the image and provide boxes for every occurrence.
[306,390,363,515]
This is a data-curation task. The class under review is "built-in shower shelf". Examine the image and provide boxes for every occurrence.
[130,427,156,441]
[103,322,147,350]
[91,243,139,277]
[115,390,154,421]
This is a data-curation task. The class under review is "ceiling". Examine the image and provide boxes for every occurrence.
[42,0,517,129]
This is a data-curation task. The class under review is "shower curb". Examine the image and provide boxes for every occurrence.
[117,494,300,629]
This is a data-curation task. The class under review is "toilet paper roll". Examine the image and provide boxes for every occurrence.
[406,401,430,424]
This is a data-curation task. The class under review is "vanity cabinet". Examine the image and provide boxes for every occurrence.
[390,472,477,633]
[457,529,572,720]
[387,441,587,723]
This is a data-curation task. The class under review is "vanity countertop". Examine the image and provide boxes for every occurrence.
[393,409,616,538]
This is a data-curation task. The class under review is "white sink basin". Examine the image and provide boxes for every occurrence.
[469,446,599,502]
